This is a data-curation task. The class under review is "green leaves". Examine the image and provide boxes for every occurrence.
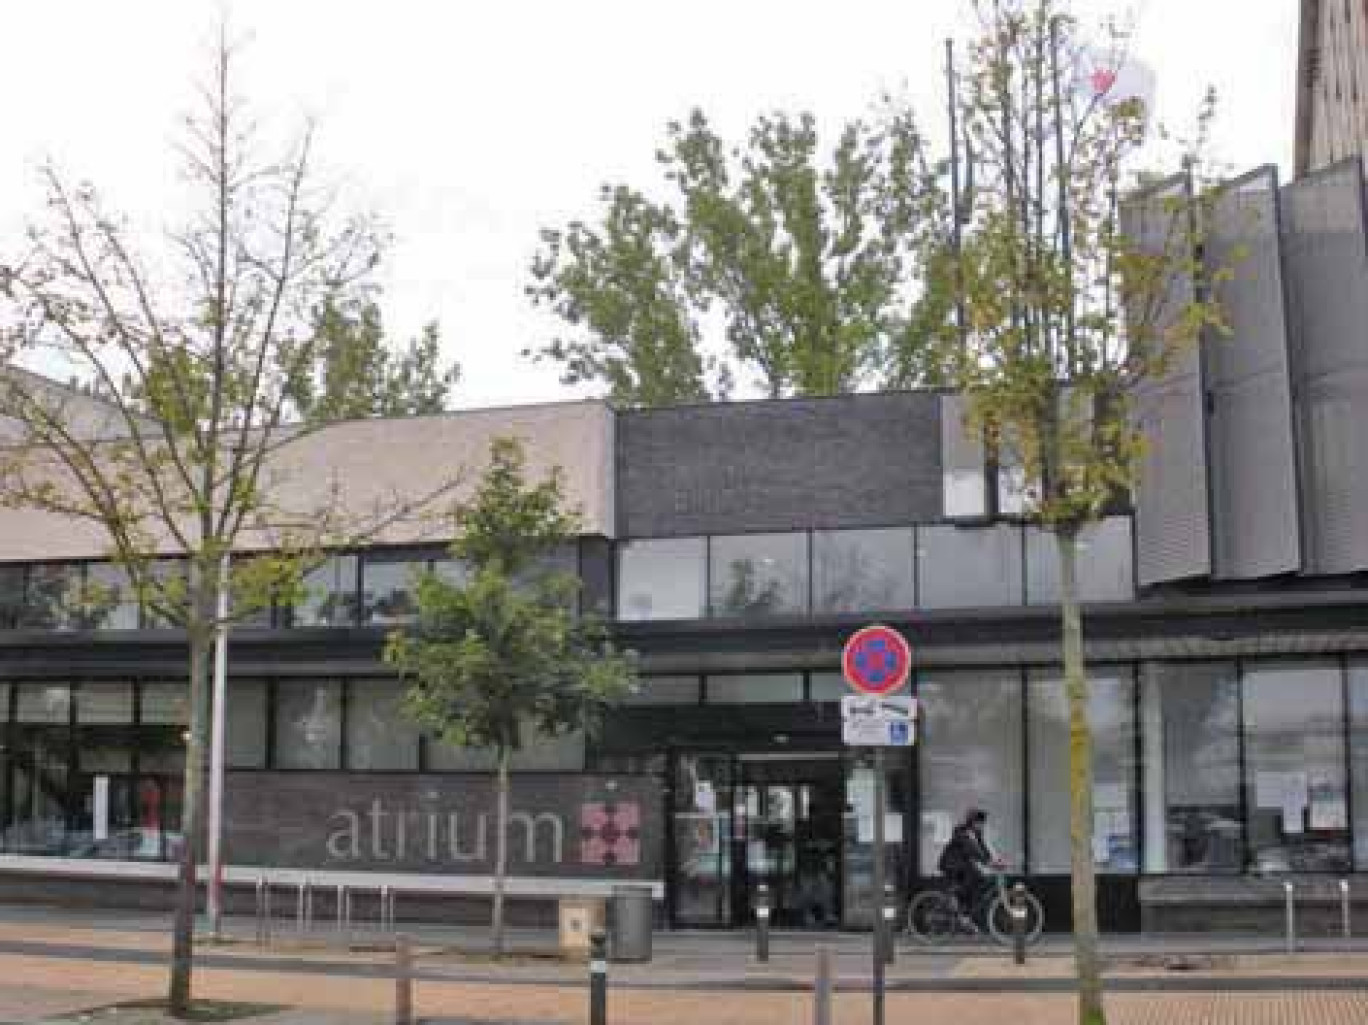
[287,299,458,421]
[385,437,635,758]
[530,104,937,404]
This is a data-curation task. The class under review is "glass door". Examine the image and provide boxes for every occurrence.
[672,754,733,926]
[735,754,844,928]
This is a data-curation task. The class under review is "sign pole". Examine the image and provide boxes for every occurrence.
[872,746,886,1025]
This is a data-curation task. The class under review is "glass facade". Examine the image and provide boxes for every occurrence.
[812,529,916,614]
[294,556,360,628]
[0,681,184,859]
[918,524,1024,609]
[618,538,707,621]
[346,679,420,771]
[1242,662,1349,872]
[274,682,343,769]
[1141,662,1242,873]
[918,669,1025,870]
[1025,518,1135,604]
[1351,662,1368,869]
[360,554,421,625]
[709,533,808,617]
[1027,668,1138,873]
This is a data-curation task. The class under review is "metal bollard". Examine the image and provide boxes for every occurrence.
[882,884,897,966]
[336,884,349,940]
[1342,879,1352,940]
[255,875,273,946]
[1010,883,1029,966]
[755,883,771,963]
[394,933,413,1025]
[589,929,608,1025]
[381,885,395,935]
[813,944,833,1025]
[297,876,313,936]
[1283,880,1296,955]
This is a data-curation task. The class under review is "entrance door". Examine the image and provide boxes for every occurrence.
[734,754,843,928]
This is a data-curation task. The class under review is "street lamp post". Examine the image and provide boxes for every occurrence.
[207,554,230,938]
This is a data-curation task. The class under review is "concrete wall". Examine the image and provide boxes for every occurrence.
[0,400,617,562]
[615,392,942,538]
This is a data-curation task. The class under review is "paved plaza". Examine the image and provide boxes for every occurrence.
[0,906,1367,1024]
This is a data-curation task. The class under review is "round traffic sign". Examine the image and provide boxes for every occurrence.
[842,625,912,696]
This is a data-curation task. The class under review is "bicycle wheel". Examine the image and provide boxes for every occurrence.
[906,889,959,944]
[986,889,1045,946]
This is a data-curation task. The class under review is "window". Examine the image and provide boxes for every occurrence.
[227,680,268,769]
[425,721,584,772]
[1242,661,1349,873]
[918,670,1024,871]
[704,673,804,705]
[294,555,359,627]
[361,553,422,625]
[809,672,852,703]
[20,565,80,630]
[1027,668,1137,873]
[617,538,706,621]
[140,683,189,725]
[1351,662,1368,869]
[918,524,1024,608]
[941,393,988,518]
[1025,517,1135,604]
[346,680,419,770]
[15,683,71,724]
[273,682,342,769]
[708,533,808,617]
[81,564,141,630]
[75,683,135,725]
[0,682,9,721]
[142,560,187,629]
[622,675,701,706]
[0,565,25,629]
[1140,662,1242,873]
[812,529,915,614]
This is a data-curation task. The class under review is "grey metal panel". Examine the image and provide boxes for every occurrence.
[1123,174,1212,586]
[1203,166,1302,579]
[1281,158,1368,574]
[615,393,942,538]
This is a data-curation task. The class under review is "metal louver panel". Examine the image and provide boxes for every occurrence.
[1203,165,1302,579]
[1123,173,1212,586]
[1280,158,1368,574]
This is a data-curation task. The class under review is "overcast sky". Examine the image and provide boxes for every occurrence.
[0,0,1298,407]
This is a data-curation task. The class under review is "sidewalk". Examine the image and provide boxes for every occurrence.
[1,903,1368,1025]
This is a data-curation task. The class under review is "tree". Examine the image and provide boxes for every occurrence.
[0,28,453,1014]
[287,298,459,420]
[529,107,937,404]
[922,5,1222,1023]
[385,437,636,955]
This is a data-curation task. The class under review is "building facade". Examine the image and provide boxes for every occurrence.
[1296,0,1368,176]
[1,159,1368,933]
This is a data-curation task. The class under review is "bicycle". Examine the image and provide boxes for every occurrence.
[905,871,1045,946]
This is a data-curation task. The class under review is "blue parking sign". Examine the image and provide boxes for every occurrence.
[888,721,910,746]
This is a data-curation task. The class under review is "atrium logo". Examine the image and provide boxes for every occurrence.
[579,801,642,867]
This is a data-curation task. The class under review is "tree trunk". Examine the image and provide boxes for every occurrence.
[168,622,213,1014]
[491,747,510,957]
[1058,530,1105,1025]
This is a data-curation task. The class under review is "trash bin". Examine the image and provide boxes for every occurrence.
[609,885,653,962]
[558,896,607,955]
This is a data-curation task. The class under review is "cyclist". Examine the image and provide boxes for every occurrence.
[937,808,1003,926]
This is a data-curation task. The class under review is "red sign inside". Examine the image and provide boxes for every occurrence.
[842,625,912,696]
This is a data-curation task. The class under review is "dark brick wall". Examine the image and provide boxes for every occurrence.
[616,392,943,538]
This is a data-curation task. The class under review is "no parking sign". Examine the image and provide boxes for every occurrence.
[841,624,912,696]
